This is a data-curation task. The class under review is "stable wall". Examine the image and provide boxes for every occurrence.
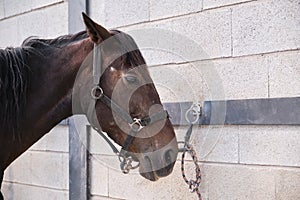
[0,0,69,199]
[88,0,300,200]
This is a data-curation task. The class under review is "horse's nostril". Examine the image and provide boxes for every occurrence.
[164,149,174,166]
[144,155,153,171]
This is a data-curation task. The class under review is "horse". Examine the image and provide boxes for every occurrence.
[0,13,178,199]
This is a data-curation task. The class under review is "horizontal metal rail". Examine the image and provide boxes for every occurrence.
[163,97,300,125]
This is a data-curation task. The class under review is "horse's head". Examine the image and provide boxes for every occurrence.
[81,14,178,181]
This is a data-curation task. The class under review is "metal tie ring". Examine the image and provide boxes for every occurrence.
[185,103,201,124]
[91,85,103,99]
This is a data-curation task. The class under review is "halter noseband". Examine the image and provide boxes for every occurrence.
[87,43,169,174]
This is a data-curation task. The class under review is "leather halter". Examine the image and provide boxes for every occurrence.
[87,43,169,173]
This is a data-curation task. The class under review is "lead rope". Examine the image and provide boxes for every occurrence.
[180,102,203,200]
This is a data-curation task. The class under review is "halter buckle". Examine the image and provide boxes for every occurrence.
[129,118,144,132]
[91,85,103,99]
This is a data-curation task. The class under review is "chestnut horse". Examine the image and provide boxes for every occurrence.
[0,14,178,199]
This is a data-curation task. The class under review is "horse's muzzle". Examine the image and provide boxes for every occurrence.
[138,139,178,181]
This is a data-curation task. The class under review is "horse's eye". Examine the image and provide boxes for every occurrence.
[125,75,139,84]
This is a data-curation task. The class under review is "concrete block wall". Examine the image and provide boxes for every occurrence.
[0,1,69,199]
[88,0,300,199]
[0,0,299,199]
[2,125,69,200]
[0,0,67,48]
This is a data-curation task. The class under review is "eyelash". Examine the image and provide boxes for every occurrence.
[125,75,139,84]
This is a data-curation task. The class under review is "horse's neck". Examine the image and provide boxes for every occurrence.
[1,39,94,169]
[24,38,93,130]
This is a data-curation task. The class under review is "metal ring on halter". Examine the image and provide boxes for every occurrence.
[91,85,103,99]
[118,154,139,174]
[122,158,132,174]
[185,103,201,124]
[129,118,144,132]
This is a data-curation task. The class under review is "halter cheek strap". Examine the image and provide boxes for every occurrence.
[86,44,102,127]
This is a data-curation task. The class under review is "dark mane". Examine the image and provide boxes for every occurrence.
[22,31,88,51]
[0,47,31,137]
[0,31,88,138]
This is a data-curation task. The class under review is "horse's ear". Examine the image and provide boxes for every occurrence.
[82,12,111,44]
